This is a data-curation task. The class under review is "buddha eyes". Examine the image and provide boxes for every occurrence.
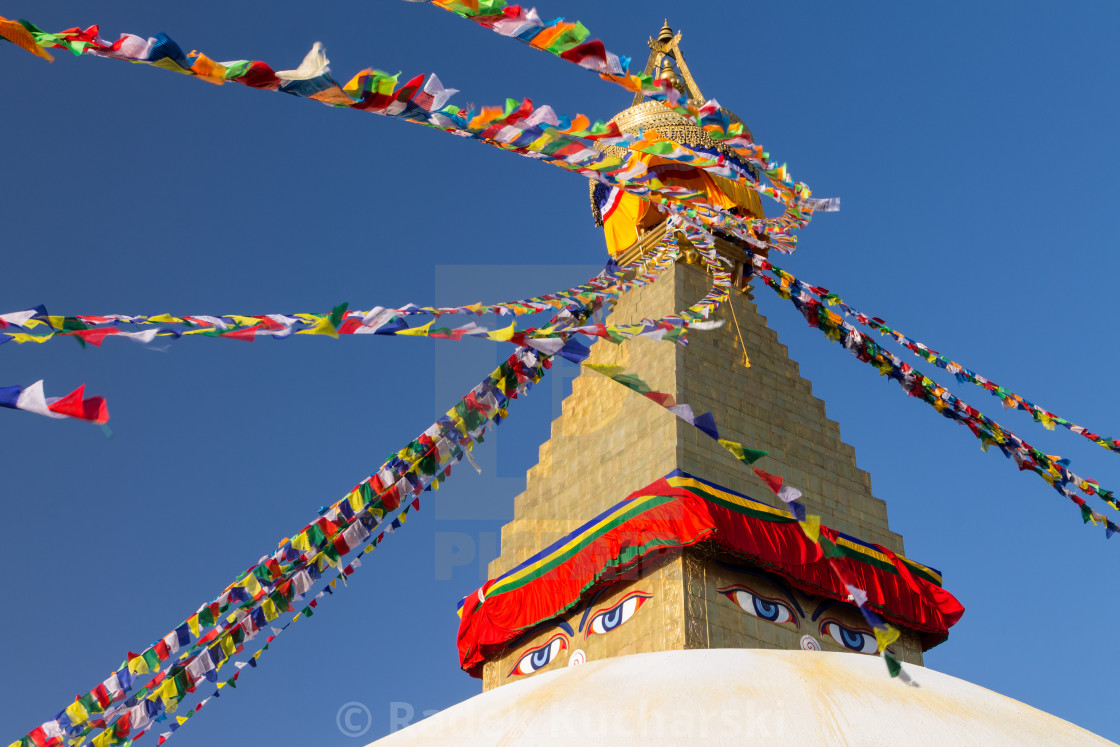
[507,592,654,677]
[820,621,878,654]
[509,634,566,676]
[718,586,797,626]
[587,592,651,636]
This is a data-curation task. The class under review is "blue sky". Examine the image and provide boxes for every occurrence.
[2,1,1118,743]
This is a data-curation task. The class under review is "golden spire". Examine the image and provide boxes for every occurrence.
[633,19,703,105]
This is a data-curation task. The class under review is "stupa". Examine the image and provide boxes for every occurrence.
[371,21,1108,745]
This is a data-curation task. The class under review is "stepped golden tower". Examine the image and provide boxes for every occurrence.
[475,21,924,691]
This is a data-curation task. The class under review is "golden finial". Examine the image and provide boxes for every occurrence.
[658,20,675,45]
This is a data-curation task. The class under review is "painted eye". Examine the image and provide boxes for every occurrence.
[821,621,878,654]
[509,634,566,676]
[720,587,796,626]
[588,593,651,635]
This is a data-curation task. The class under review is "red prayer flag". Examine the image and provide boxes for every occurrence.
[70,327,119,347]
[47,384,109,423]
[752,467,784,495]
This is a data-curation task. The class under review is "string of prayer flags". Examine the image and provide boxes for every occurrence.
[0,380,108,424]
[0,17,821,255]
[770,269,1120,459]
[11,293,583,747]
[415,0,831,252]
[584,362,768,469]
[423,0,820,252]
[753,268,1120,537]
[0,218,730,368]
[152,514,389,746]
[0,219,683,349]
[416,1,643,87]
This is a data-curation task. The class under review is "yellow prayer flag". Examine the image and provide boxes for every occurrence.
[798,515,822,543]
[238,574,262,597]
[348,489,365,512]
[147,314,181,324]
[128,655,149,676]
[487,322,516,342]
[296,315,338,338]
[8,332,52,344]
[219,636,235,658]
[874,624,901,652]
[262,598,279,622]
[342,69,371,96]
[149,57,193,75]
[188,614,200,638]
[159,678,179,709]
[395,320,433,337]
[92,729,114,747]
[528,132,560,151]
[65,700,89,726]
[290,532,312,553]
[718,439,745,462]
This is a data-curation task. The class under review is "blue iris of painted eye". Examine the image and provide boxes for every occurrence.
[839,627,864,649]
[821,621,878,654]
[588,594,650,636]
[753,597,781,622]
[598,606,623,631]
[529,645,553,668]
[720,588,795,626]
[510,635,566,676]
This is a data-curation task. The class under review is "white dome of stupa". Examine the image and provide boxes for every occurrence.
[369,649,1109,746]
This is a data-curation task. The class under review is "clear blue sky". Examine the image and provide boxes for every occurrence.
[3,1,1118,743]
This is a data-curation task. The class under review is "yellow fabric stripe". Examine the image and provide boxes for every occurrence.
[489,492,669,595]
[664,475,943,583]
[488,475,944,596]
[665,474,788,518]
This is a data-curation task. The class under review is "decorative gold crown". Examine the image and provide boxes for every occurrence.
[590,21,759,226]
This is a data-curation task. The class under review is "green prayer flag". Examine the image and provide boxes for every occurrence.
[306,522,327,549]
[820,537,844,559]
[328,302,348,330]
